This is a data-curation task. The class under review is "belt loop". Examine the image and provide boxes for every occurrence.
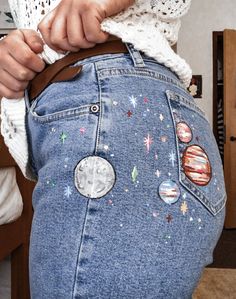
[125,43,146,68]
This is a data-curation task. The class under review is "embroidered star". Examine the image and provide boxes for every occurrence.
[144,97,149,103]
[51,127,56,133]
[168,151,176,167]
[127,110,133,117]
[155,169,161,178]
[160,136,168,142]
[132,166,138,183]
[144,133,154,153]
[64,186,72,198]
[159,114,164,121]
[180,201,188,215]
[166,214,173,223]
[60,132,67,144]
[79,127,86,134]
[152,211,159,218]
[129,95,137,108]
[108,199,113,205]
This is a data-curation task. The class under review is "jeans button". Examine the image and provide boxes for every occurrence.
[90,104,100,113]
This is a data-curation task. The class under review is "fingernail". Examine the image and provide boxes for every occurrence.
[33,42,44,48]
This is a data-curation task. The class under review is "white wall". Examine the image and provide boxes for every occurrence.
[178,0,236,126]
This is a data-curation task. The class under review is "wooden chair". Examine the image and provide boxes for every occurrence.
[0,133,35,299]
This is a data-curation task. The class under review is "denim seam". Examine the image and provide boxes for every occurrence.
[30,105,95,124]
[166,90,226,216]
[72,199,91,298]
[166,90,206,119]
[98,68,185,90]
[94,62,103,155]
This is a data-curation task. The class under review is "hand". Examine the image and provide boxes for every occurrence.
[38,0,134,53]
[0,29,46,99]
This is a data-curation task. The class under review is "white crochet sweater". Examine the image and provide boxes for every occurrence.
[1,0,192,181]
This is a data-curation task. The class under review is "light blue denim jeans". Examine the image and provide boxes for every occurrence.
[25,43,227,299]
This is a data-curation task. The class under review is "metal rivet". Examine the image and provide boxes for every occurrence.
[90,104,100,113]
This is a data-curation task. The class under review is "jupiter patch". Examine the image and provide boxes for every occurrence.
[182,145,212,186]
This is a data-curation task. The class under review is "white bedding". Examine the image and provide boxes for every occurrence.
[0,167,23,225]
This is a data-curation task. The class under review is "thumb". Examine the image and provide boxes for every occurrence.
[19,29,45,54]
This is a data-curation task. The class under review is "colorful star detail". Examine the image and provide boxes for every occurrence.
[169,150,176,167]
[129,95,137,108]
[155,169,161,178]
[132,166,138,183]
[60,132,67,144]
[127,110,133,117]
[166,214,173,223]
[164,235,171,244]
[152,211,159,218]
[64,185,72,198]
[155,151,158,160]
[144,133,154,153]
[108,199,113,205]
[180,201,188,215]
[79,127,86,134]
[104,145,110,151]
[47,180,56,187]
[51,127,56,133]
[182,193,187,200]
[159,114,164,121]
[113,101,118,106]
[144,97,149,103]
[161,135,168,142]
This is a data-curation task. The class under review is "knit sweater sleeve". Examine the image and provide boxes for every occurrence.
[102,0,191,46]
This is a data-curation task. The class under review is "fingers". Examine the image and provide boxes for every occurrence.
[38,0,109,52]
[67,11,96,49]
[0,68,28,92]
[2,54,36,81]
[21,29,45,54]
[0,29,45,99]
[81,9,109,44]
[5,30,45,73]
[38,5,80,52]
[0,82,24,99]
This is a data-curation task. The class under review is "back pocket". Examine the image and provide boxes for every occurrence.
[166,90,226,216]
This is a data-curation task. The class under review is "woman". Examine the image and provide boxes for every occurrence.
[0,0,226,298]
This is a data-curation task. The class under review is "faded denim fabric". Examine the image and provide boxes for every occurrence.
[25,43,226,299]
